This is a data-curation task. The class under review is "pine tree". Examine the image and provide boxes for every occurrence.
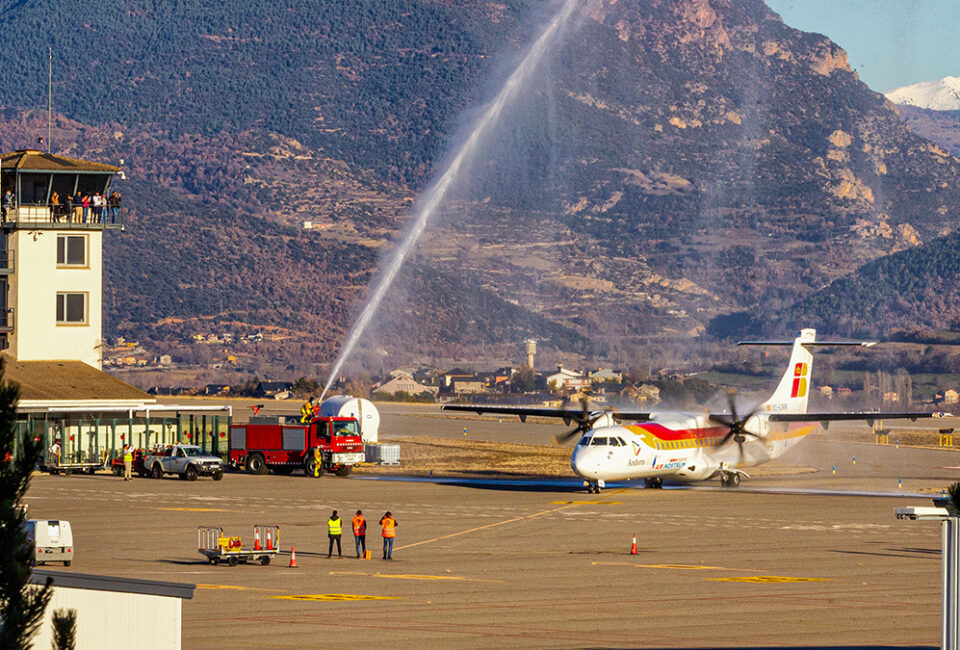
[0,359,52,649]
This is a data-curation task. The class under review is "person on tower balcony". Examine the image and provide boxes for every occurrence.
[108,190,121,222]
[2,190,14,222]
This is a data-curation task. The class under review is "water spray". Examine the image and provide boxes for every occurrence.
[318,0,579,402]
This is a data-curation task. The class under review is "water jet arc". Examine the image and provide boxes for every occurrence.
[319,0,579,402]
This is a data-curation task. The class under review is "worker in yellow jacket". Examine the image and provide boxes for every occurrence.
[300,397,315,423]
[327,510,343,558]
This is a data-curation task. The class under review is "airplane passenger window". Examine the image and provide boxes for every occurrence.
[590,437,608,446]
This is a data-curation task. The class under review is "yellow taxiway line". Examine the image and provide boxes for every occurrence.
[197,583,285,593]
[271,594,399,601]
[329,571,502,583]
[709,576,829,583]
[396,488,628,551]
[592,561,763,572]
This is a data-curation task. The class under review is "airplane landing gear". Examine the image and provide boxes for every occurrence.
[585,479,606,493]
[643,477,663,489]
[719,472,741,488]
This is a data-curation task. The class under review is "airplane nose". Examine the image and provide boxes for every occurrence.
[571,450,600,479]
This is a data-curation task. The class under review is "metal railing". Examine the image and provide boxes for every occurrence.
[1,203,123,229]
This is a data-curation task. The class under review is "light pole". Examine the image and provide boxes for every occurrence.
[896,502,959,649]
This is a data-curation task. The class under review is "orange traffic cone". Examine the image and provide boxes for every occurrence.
[254,528,262,551]
[630,535,638,555]
[266,529,274,551]
[289,545,298,568]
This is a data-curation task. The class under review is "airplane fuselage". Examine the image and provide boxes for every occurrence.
[570,412,818,484]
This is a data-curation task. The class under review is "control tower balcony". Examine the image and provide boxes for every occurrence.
[1,150,124,231]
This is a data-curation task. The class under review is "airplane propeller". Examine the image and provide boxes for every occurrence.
[554,395,599,445]
[709,391,762,461]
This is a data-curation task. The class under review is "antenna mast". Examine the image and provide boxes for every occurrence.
[47,46,52,153]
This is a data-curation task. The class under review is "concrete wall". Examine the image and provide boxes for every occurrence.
[8,229,103,368]
[30,584,182,649]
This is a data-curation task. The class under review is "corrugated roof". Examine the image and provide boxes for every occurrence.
[2,355,148,400]
[1,150,120,173]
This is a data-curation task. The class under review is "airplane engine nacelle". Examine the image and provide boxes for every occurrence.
[675,462,716,481]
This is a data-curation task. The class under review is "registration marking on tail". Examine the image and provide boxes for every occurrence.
[708,575,829,583]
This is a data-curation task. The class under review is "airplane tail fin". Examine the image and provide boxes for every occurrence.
[761,329,816,414]
[739,329,876,416]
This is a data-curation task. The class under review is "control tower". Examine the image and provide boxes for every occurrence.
[0,150,122,369]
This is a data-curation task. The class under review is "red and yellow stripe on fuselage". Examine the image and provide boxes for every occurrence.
[623,418,819,466]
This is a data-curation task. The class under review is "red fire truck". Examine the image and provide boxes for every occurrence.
[228,416,365,476]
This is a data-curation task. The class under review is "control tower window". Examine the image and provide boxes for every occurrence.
[56,235,87,267]
[56,292,87,324]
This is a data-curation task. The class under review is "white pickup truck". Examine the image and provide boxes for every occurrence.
[143,444,224,481]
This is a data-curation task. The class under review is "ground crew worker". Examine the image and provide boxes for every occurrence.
[327,510,343,558]
[49,438,61,466]
[352,510,366,558]
[300,397,315,423]
[122,444,134,481]
[312,446,322,478]
[380,511,397,560]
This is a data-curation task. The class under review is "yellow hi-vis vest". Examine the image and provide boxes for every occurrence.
[328,517,342,536]
[123,448,133,462]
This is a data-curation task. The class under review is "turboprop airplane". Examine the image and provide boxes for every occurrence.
[443,329,949,492]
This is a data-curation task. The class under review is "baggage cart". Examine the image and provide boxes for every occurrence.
[44,448,108,476]
[197,525,279,566]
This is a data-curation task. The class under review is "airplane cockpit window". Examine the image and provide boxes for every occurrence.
[578,437,592,446]
[590,437,609,446]
[616,437,627,446]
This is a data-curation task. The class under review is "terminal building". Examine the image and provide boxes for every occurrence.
[1,149,230,464]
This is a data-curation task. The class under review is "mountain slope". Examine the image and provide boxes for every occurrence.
[0,0,958,370]
[773,230,960,337]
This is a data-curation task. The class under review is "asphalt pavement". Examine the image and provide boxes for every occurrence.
[22,403,959,648]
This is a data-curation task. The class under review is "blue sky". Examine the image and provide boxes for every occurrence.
[764,0,960,92]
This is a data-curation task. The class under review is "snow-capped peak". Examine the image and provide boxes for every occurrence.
[885,75,960,111]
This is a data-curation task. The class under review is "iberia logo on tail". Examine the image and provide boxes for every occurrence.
[790,362,808,398]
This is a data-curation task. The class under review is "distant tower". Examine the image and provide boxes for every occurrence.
[524,339,537,369]
[0,150,123,369]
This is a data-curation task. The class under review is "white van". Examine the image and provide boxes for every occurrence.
[23,519,74,566]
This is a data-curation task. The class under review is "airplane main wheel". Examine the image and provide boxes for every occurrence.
[644,477,663,489]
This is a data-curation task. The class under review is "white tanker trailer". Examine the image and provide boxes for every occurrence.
[319,395,380,443]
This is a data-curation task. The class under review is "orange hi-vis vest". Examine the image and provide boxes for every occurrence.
[381,517,396,538]
[352,515,366,536]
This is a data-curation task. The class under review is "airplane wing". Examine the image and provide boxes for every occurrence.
[441,404,654,424]
[769,411,950,424]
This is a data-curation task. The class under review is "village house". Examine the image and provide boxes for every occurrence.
[546,365,589,391]
[589,367,623,384]
[372,371,437,397]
